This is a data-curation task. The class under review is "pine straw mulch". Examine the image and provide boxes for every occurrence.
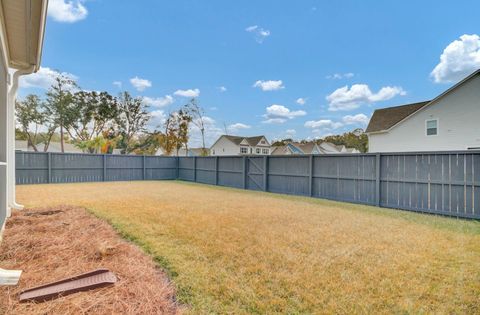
[0,206,182,315]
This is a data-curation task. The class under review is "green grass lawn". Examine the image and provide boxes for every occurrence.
[18,181,480,314]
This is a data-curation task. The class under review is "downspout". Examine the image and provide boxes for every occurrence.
[6,67,34,215]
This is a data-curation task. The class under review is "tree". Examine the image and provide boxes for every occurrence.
[44,74,77,152]
[155,107,193,156]
[185,98,208,155]
[15,128,28,141]
[16,95,45,151]
[158,112,179,156]
[131,131,164,155]
[115,91,151,154]
[176,108,192,155]
[16,94,57,152]
[320,128,369,152]
[75,135,108,154]
[271,138,293,146]
[69,91,118,153]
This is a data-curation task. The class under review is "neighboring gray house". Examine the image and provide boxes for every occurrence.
[14,140,31,152]
[15,140,83,153]
[366,69,480,152]
[210,135,271,156]
[271,141,359,155]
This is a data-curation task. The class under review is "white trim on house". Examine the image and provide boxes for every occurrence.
[425,118,439,137]
[0,2,48,283]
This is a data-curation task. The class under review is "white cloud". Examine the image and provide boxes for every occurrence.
[148,110,166,130]
[431,34,480,83]
[253,80,285,91]
[342,114,369,125]
[189,116,223,147]
[19,67,77,90]
[228,123,251,132]
[263,118,287,124]
[311,130,333,139]
[112,81,122,89]
[304,119,343,129]
[218,86,227,92]
[285,129,296,137]
[174,88,200,98]
[327,84,405,111]
[263,104,306,124]
[48,0,88,23]
[326,72,355,80]
[296,98,306,105]
[130,76,152,92]
[245,25,271,43]
[143,95,174,108]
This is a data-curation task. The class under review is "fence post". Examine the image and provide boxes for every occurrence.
[143,155,146,180]
[309,155,313,197]
[193,156,197,182]
[176,156,179,179]
[375,153,381,206]
[215,156,219,185]
[47,152,52,183]
[243,156,247,189]
[103,154,107,182]
[263,156,268,191]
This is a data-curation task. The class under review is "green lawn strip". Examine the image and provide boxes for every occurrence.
[86,206,222,313]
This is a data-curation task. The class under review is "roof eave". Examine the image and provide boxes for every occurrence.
[365,129,388,135]
[1,0,48,73]
[33,0,48,72]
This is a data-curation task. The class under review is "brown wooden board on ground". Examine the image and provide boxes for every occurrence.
[19,269,117,303]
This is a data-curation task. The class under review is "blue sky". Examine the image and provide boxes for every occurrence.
[19,0,480,146]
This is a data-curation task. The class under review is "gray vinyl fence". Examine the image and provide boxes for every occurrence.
[16,151,480,219]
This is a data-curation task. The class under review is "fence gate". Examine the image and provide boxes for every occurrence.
[247,157,266,191]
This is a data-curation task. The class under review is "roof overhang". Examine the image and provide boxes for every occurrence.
[0,0,48,72]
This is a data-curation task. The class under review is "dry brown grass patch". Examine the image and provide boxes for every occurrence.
[0,205,180,315]
[12,181,480,313]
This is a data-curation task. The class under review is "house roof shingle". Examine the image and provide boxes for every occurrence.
[293,142,315,154]
[222,135,267,146]
[365,101,430,133]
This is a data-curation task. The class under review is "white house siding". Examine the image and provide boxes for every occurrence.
[211,137,242,156]
[369,75,480,152]
[211,136,271,156]
[255,146,270,155]
[0,40,8,236]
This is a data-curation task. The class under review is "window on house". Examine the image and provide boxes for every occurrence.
[212,149,215,155]
[262,148,269,154]
[240,147,248,154]
[256,148,261,154]
[250,148,252,153]
[426,119,438,136]
[260,140,265,144]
